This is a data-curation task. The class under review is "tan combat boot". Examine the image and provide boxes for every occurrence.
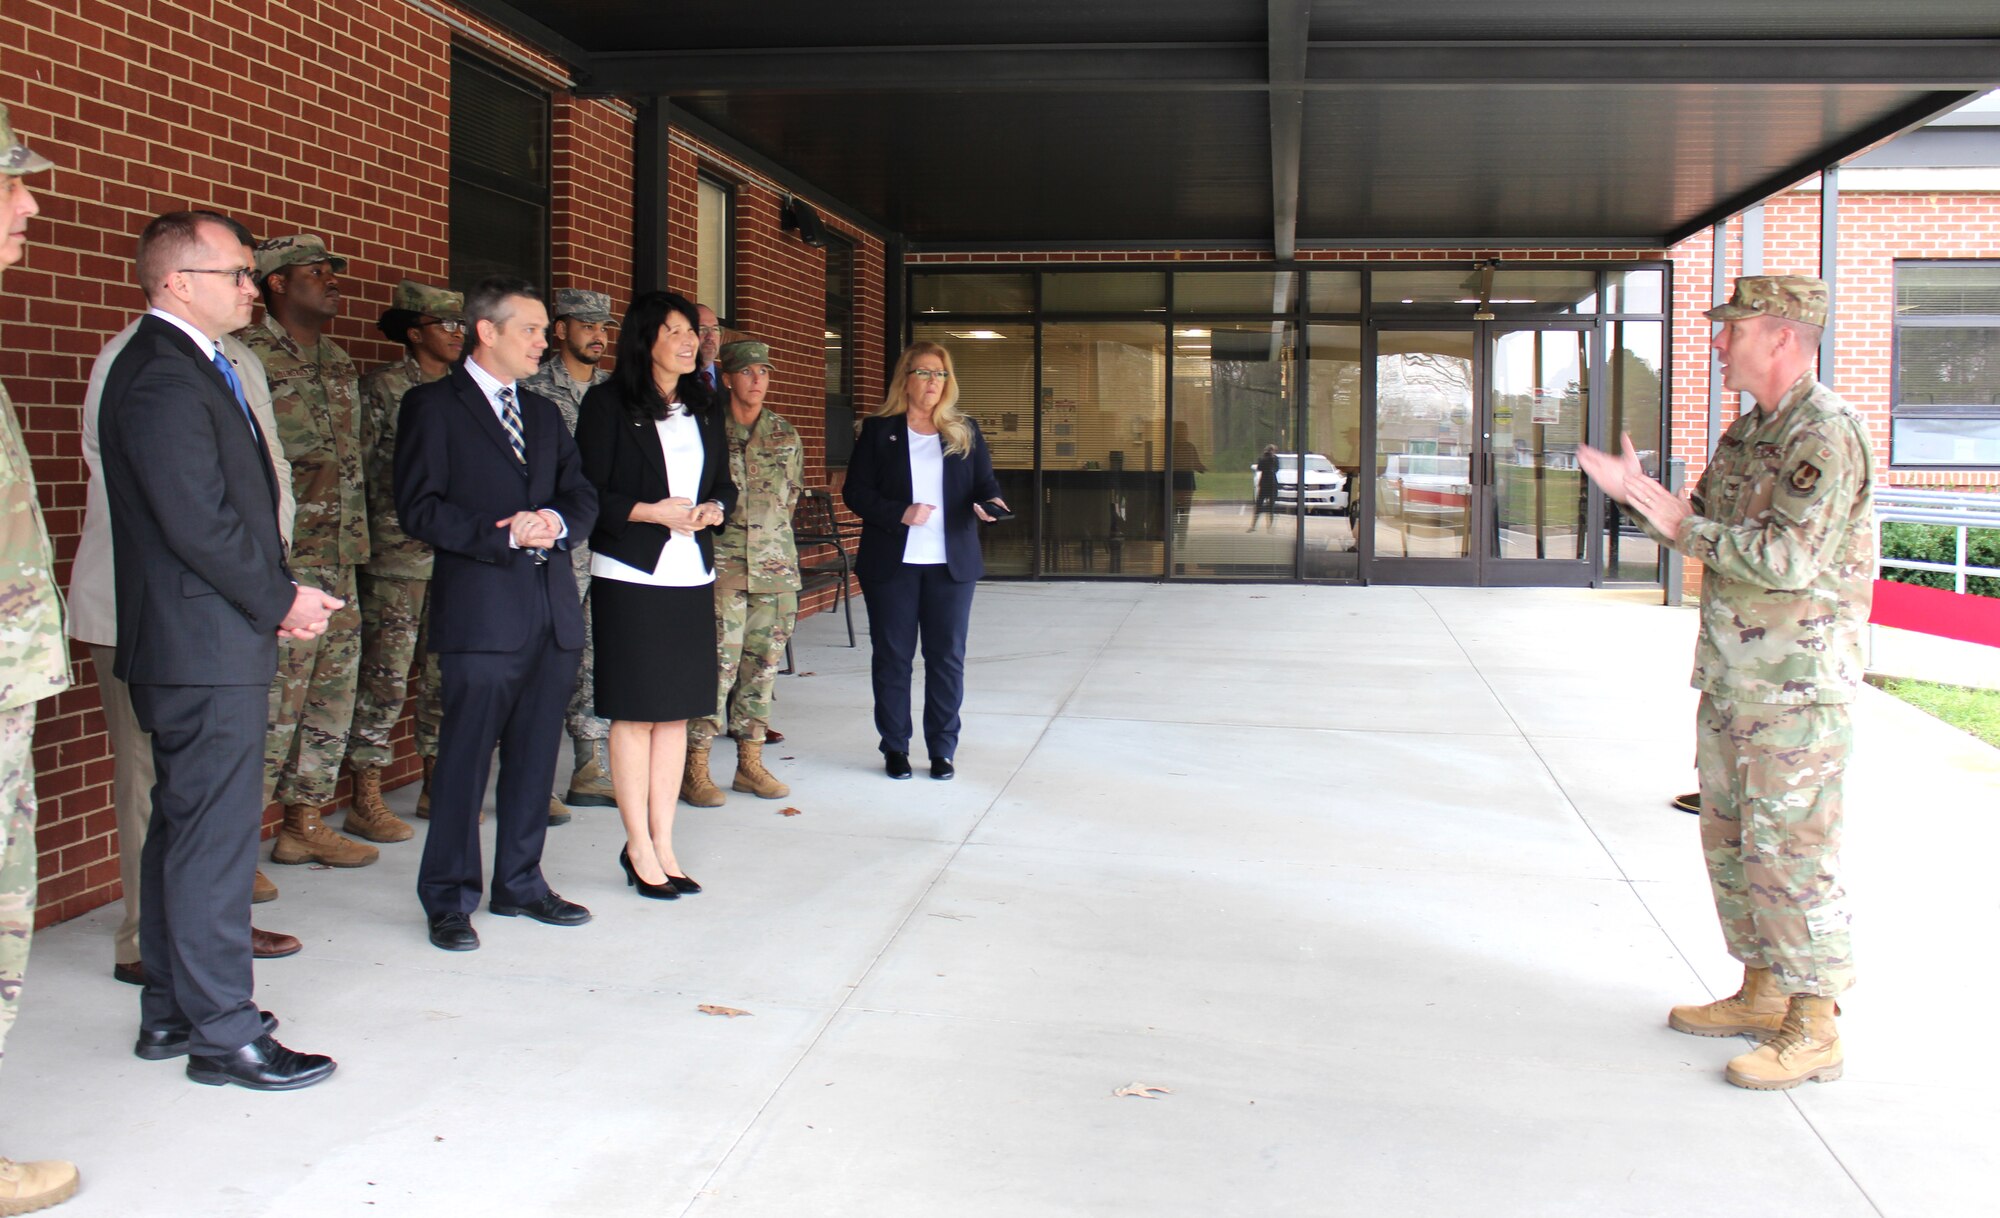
[732,737,790,799]
[0,1155,79,1214]
[271,803,380,868]
[344,767,414,843]
[681,740,726,807]
[1725,994,1843,1089]
[564,737,616,807]
[415,755,435,819]
[252,869,278,904]
[1668,966,1789,1037]
[548,795,572,826]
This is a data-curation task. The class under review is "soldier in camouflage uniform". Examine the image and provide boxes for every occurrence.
[345,281,462,839]
[1581,276,1874,1091]
[684,342,803,805]
[524,288,616,815]
[239,235,381,867]
[0,102,80,1214]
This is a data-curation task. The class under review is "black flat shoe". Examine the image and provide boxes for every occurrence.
[930,758,955,781]
[113,960,145,986]
[667,874,702,894]
[185,1033,336,1091]
[884,750,912,779]
[619,847,680,900]
[428,911,480,951]
[136,1011,278,1061]
[490,892,592,926]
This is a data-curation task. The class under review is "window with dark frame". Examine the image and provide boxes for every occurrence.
[1893,261,2000,468]
[696,173,734,321]
[822,233,856,467]
[448,50,550,293]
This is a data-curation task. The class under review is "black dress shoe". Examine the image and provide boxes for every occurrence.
[618,847,679,901]
[186,1033,336,1091]
[113,960,146,986]
[884,750,912,779]
[136,1011,278,1061]
[667,874,702,894]
[489,891,592,926]
[930,757,955,781]
[428,911,480,951]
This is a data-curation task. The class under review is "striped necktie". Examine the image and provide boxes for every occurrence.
[498,385,526,465]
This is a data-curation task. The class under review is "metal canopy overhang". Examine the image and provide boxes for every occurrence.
[453,1,2000,252]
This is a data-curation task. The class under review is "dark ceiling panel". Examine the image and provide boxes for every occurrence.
[675,91,1274,244]
[1308,1,2000,40]
[1296,85,1946,242]
[515,0,1263,53]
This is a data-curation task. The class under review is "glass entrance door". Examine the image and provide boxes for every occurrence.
[1369,324,1596,585]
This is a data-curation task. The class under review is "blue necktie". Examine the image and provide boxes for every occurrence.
[211,348,256,432]
[498,386,527,465]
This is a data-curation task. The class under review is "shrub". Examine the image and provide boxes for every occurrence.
[1879,522,2000,598]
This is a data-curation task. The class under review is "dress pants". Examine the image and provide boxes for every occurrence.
[128,682,269,1057]
[89,644,152,967]
[859,561,977,761]
[418,563,580,917]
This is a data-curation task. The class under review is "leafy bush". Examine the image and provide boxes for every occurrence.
[1879,522,2000,598]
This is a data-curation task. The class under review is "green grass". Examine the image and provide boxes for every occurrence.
[1868,677,2000,749]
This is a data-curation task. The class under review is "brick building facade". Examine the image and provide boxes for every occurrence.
[1,1,1993,929]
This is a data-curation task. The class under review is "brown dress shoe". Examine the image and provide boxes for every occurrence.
[251,928,302,959]
[763,726,785,744]
[114,959,146,986]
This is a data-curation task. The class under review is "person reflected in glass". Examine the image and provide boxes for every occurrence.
[573,291,735,898]
[843,342,1005,781]
[1249,443,1280,532]
[1171,420,1205,570]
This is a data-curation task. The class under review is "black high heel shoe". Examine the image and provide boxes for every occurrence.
[666,874,702,894]
[618,847,680,900]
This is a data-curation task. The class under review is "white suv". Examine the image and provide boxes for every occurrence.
[1253,452,1349,513]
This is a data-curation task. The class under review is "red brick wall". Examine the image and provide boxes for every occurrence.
[664,135,886,614]
[0,0,645,927]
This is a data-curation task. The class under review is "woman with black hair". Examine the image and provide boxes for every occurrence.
[573,290,736,899]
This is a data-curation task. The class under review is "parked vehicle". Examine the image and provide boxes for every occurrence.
[1252,451,1350,513]
[1380,453,1472,518]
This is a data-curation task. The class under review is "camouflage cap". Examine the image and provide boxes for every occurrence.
[1704,275,1830,328]
[390,278,465,322]
[255,234,348,278]
[0,103,54,176]
[718,340,774,373]
[552,288,613,323]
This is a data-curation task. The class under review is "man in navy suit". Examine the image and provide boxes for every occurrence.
[394,278,598,951]
[101,211,343,1090]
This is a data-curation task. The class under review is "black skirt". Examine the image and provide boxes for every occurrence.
[590,578,719,723]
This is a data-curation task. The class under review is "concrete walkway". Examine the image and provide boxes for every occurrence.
[6,584,1996,1218]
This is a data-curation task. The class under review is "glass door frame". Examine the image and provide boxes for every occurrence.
[1363,319,1603,588]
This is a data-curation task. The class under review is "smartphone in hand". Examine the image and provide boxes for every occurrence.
[978,498,1016,524]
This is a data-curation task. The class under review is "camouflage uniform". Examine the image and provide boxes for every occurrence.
[692,406,804,746]
[523,344,611,744]
[349,350,445,768]
[1655,283,1875,999]
[239,309,369,807]
[0,377,68,1074]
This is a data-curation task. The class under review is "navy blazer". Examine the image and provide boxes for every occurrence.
[393,364,598,653]
[842,414,1002,584]
[573,383,736,575]
[100,314,295,688]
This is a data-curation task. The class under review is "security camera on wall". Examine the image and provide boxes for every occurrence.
[783,196,829,248]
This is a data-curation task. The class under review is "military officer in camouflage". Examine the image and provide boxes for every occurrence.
[524,288,616,815]
[346,280,462,838]
[0,102,80,1215]
[684,341,804,805]
[239,235,383,867]
[1580,275,1874,1091]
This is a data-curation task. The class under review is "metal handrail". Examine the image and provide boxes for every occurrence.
[1876,487,2000,594]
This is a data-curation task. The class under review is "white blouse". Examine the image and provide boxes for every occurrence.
[591,406,715,587]
[902,427,948,565]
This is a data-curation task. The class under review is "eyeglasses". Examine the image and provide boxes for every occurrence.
[179,266,258,287]
[421,319,467,335]
[907,368,951,384]
[697,325,722,338]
